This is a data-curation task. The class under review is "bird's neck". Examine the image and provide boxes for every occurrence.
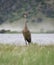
[24,20,28,31]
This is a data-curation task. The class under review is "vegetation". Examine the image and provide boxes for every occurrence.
[0,43,54,65]
[0,29,18,33]
[0,0,54,24]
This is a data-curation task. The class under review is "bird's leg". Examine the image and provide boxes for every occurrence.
[28,42,31,46]
[25,40,27,45]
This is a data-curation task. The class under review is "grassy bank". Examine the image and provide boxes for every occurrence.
[0,44,54,65]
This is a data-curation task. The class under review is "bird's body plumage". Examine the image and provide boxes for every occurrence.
[22,29,31,42]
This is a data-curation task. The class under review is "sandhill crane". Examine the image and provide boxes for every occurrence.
[22,13,31,45]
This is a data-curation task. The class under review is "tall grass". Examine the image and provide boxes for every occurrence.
[0,44,54,65]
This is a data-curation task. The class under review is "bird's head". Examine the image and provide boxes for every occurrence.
[23,12,28,18]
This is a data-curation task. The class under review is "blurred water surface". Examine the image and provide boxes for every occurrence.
[0,34,54,45]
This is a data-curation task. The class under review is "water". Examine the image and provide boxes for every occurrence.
[0,34,54,45]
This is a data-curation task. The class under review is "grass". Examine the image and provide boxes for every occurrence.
[0,43,54,65]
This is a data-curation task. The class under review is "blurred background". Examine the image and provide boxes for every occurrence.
[0,0,54,33]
